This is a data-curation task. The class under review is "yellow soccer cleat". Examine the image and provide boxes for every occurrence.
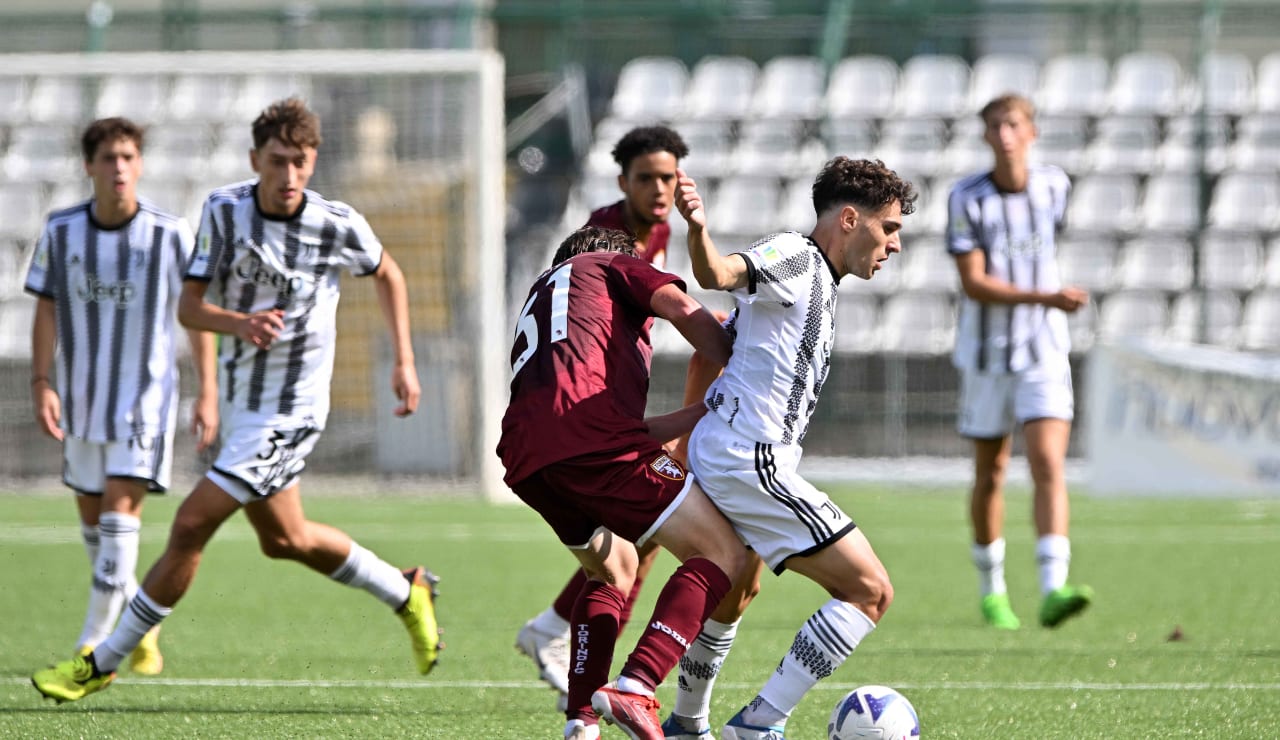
[32,655,115,704]
[397,567,444,675]
[129,625,164,676]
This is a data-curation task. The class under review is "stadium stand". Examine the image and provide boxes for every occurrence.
[682,55,758,121]
[1086,114,1161,174]
[1115,237,1194,293]
[1240,289,1280,350]
[826,55,898,120]
[833,286,882,353]
[609,56,689,122]
[1107,51,1183,116]
[752,55,825,120]
[1065,174,1141,236]
[1139,173,1202,235]
[880,291,955,354]
[1037,53,1109,117]
[1056,237,1119,295]
[1169,290,1243,347]
[1198,231,1263,292]
[1098,290,1170,342]
[895,54,969,118]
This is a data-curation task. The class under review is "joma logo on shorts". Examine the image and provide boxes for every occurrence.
[649,454,685,481]
[650,620,689,649]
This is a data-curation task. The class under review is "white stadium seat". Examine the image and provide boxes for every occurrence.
[1107,51,1182,116]
[834,287,882,353]
[0,76,30,125]
[1207,172,1280,232]
[966,53,1039,112]
[827,55,898,119]
[1097,290,1169,342]
[1255,52,1280,114]
[880,291,955,354]
[25,75,85,124]
[1,124,80,183]
[1066,174,1140,236]
[609,56,689,123]
[1139,173,1202,235]
[1086,115,1161,174]
[95,74,168,122]
[168,74,245,123]
[1197,231,1262,292]
[1227,114,1280,172]
[1031,115,1090,174]
[1240,289,1280,350]
[1114,237,1193,292]
[682,56,758,121]
[1037,54,1109,117]
[1191,51,1255,117]
[1157,114,1231,174]
[895,55,969,119]
[1168,290,1242,347]
[752,56,825,120]
[1056,237,1119,294]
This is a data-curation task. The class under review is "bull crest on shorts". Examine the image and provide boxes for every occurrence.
[649,453,685,481]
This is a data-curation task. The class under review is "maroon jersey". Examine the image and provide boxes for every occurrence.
[498,251,684,485]
[587,200,671,266]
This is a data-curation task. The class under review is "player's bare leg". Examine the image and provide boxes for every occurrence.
[1025,418,1091,627]
[724,529,888,735]
[244,483,442,671]
[970,435,1020,630]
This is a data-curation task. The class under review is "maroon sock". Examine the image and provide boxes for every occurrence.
[620,557,731,690]
[565,580,627,722]
[553,569,590,621]
[616,569,647,632]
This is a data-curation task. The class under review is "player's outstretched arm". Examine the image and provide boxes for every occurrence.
[954,251,1088,312]
[371,253,420,417]
[674,168,749,292]
[651,283,732,368]
[29,297,62,441]
[185,327,219,451]
[178,279,284,349]
[644,402,708,446]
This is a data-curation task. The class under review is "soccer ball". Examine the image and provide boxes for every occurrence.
[828,685,920,739]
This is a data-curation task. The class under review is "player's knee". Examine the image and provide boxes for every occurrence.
[258,532,305,560]
[168,512,214,552]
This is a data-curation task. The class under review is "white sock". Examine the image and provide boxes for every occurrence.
[96,589,171,673]
[971,538,1008,598]
[328,542,411,609]
[1036,534,1071,595]
[750,600,876,724]
[672,618,739,726]
[80,522,100,566]
[616,674,654,697]
[77,512,140,650]
[530,606,570,637]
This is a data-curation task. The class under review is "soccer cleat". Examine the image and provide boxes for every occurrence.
[980,592,1022,630]
[592,682,664,740]
[75,644,94,658]
[31,654,115,704]
[1039,583,1094,628]
[720,708,786,740]
[565,719,601,740]
[515,617,571,706]
[129,625,164,675]
[398,567,444,674]
[661,712,713,739]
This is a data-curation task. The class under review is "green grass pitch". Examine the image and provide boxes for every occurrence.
[1,483,1277,738]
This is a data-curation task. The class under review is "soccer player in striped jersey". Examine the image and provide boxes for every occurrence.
[26,117,218,677]
[499,225,747,740]
[674,157,917,740]
[947,94,1093,633]
[33,98,440,704]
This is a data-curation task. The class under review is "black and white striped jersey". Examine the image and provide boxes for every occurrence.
[25,198,194,443]
[705,231,840,446]
[187,180,383,426]
[946,164,1072,374]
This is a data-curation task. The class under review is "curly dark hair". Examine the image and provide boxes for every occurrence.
[252,97,322,150]
[611,125,689,174]
[81,117,145,162]
[552,226,637,266]
[812,157,917,218]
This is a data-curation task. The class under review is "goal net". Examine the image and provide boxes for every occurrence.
[0,50,507,499]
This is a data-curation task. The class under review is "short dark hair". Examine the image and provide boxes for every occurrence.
[611,126,689,174]
[252,97,323,150]
[812,157,917,218]
[552,226,637,266]
[81,117,145,162]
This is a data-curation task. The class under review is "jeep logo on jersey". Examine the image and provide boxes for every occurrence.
[76,275,136,306]
[235,254,305,297]
[649,453,685,481]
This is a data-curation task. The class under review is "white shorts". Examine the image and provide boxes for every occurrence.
[207,410,322,504]
[957,358,1074,439]
[689,414,856,574]
[63,430,176,494]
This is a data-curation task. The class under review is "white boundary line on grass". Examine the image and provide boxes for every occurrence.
[8,677,1280,691]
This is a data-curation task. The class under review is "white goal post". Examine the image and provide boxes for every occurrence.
[0,50,507,499]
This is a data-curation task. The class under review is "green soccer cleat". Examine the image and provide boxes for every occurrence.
[981,592,1022,630]
[398,566,444,675]
[129,625,164,676]
[32,654,115,704]
[1039,584,1094,628]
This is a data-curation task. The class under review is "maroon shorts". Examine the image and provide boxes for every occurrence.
[510,443,690,547]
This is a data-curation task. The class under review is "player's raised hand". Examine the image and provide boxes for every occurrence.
[32,381,63,441]
[674,168,707,229]
[238,308,285,349]
[390,361,421,417]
